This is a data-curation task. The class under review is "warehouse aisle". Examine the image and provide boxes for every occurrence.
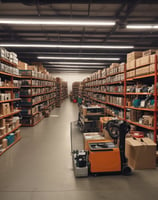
[0,99,158,200]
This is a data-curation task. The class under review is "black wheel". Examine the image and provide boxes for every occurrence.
[122,166,132,176]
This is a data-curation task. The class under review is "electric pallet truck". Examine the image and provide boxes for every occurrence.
[72,120,132,177]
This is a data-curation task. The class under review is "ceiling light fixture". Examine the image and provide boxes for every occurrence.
[0,44,134,49]
[48,62,106,65]
[47,65,104,68]
[0,18,115,26]
[38,56,120,61]
[126,25,158,29]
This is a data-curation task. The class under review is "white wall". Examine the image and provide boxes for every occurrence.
[52,72,90,94]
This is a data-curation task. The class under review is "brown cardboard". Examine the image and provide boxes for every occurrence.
[99,117,113,132]
[18,61,28,70]
[127,51,142,62]
[126,70,135,78]
[0,103,10,115]
[126,60,135,70]
[27,65,37,71]
[103,128,112,140]
[136,57,142,67]
[136,66,150,76]
[143,49,158,57]
[141,55,150,66]
[125,137,156,169]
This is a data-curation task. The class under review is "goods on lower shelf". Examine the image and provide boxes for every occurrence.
[81,50,158,144]
[70,82,80,101]
[0,48,18,65]
[20,70,56,126]
[56,78,68,107]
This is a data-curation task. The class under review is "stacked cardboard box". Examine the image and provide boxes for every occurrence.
[125,137,156,169]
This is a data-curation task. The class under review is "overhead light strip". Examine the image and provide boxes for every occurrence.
[46,65,104,68]
[0,44,134,49]
[126,25,158,29]
[0,18,115,26]
[48,62,106,65]
[38,56,120,61]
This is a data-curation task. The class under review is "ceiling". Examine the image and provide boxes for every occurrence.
[0,0,158,73]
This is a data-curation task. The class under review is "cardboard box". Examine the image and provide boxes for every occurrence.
[136,57,142,67]
[27,65,37,72]
[18,61,28,70]
[127,51,142,62]
[125,137,156,169]
[99,117,113,132]
[143,49,158,57]
[136,66,150,76]
[141,55,150,66]
[149,64,158,73]
[126,60,136,70]
[0,103,10,115]
[103,128,112,140]
[126,70,135,78]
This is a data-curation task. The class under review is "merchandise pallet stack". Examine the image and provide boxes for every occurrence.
[72,82,80,100]
[20,70,56,126]
[82,49,158,145]
[56,77,62,107]
[61,81,68,100]
[0,48,21,156]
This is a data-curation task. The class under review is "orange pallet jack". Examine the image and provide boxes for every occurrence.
[88,120,132,175]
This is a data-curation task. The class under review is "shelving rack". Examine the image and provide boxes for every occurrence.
[20,70,56,126]
[61,81,68,101]
[72,82,80,100]
[56,77,62,107]
[82,57,158,143]
[0,57,21,156]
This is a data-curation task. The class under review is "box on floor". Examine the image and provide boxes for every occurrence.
[125,137,156,169]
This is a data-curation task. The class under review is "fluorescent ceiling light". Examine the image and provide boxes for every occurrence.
[38,56,120,61]
[0,18,115,26]
[126,25,158,29]
[47,65,104,68]
[48,62,106,65]
[0,44,134,49]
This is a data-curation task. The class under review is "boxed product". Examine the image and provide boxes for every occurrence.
[127,51,142,62]
[126,70,135,78]
[27,65,37,71]
[142,115,154,127]
[136,57,142,67]
[99,117,113,132]
[150,54,158,64]
[135,66,150,76]
[141,55,150,66]
[0,126,5,136]
[125,137,156,169]
[18,61,28,70]
[0,103,10,115]
[142,49,158,57]
[150,64,155,73]
[126,60,135,70]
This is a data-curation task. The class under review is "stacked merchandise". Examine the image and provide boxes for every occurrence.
[0,47,21,156]
[81,50,158,144]
[61,81,68,100]
[78,105,105,132]
[19,66,56,126]
[72,82,80,102]
[56,77,62,107]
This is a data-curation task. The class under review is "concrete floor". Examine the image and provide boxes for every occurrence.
[0,99,158,200]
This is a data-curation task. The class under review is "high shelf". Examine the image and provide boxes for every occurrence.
[82,52,158,144]
[61,81,68,101]
[0,57,21,156]
[20,70,56,126]
[55,78,68,107]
